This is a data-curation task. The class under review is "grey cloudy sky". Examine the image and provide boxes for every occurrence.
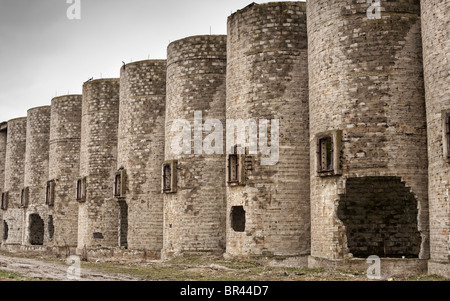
[0,0,304,123]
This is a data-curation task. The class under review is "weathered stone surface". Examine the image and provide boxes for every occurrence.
[421,0,450,277]
[23,106,51,247]
[2,118,27,245]
[307,0,429,260]
[163,35,227,257]
[226,2,310,257]
[118,60,166,253]
[48,95,82,248]
[78,79,120,250]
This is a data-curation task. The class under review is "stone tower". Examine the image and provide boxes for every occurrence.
[163,35,227,257]
[78,79,120,251]
[0,123,7,239]
[117,60,166,255]
[23,106,51,247]
[48,95,82,248]
[225,2,310,258]
[421,0,450,277]
[2,117,27,246]
[307,0,428,265]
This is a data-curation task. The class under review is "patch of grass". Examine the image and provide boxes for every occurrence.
[0,270,46,281]
[408,274,449,281]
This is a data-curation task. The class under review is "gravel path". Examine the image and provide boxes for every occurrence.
[0,254,141,281]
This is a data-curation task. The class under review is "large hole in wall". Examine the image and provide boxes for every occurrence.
[337,177,421,258]
[118,200,128,248]
[231,206,246,232]
[2,221,8,241]
[29,214,45,246]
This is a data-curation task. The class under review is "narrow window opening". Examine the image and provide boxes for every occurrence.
[1,192,8,211]
[228,154,239,184]
[76,177,86,203]
[231,206,246,232]
[163,164,172,192]
[118,200,128,248]
[318,135,333,173]
[48,215,54,239]
[114,169,126,198]
[46,180,55,207]
[2,221,8,241]
[446,113,450,159]
[20,187,29,208]
[162,161,177,194]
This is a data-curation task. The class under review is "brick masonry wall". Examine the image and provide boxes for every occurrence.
[49,95,82,247]
[421,0,450,265]
[2,118,27,245]
[307,0,429,259]
[23,106,51,246]
[226,2,310,256]
[78,79,120,250]
[163,35,227,256]
[118,60,166,252]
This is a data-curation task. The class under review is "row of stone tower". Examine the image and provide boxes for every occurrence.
[0,1,448,277]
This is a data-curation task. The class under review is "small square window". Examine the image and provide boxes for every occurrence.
[162,161,177,194]
[114,169,126,198]
[316,130,342,176]
[46,180,55,206]
[76,177,86,203]
[1,192,8,211]
[20,187,29,208]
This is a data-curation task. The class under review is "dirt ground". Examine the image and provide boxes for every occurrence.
[0,250,446,281]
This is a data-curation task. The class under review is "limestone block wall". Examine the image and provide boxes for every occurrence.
[226,2,310,256]
[163,35,227,256]
[23,106,51,246]
[307,0,428,260]
[48,95,82,248]
[421,0,450,267]
[78,79,120,250]
[118,60,166,252]
[2,118,27,245]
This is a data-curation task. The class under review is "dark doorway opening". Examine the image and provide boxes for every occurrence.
[29,214,45,246]
[231,206,246,232]
[337,177,421,258]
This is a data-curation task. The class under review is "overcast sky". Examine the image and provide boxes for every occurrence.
[0,0,305,122]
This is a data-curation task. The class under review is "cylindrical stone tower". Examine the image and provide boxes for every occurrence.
[226,2,310,258]
[117,60,166,255]
[163,35,227,257]
[23,106,51,247]
[307,0,428,263]
[2,117,27,246]
[421,0,450,277]
[0,123,7,239]
[48,95,82,248]
[0,124,7,194]
[78,79,120,251]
